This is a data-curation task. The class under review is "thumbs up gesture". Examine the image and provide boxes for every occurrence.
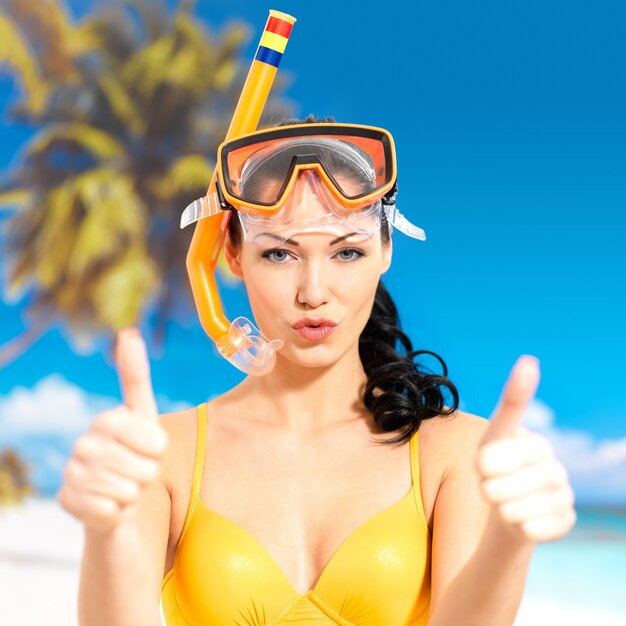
[476,356,576,543]
[57,328,169,533]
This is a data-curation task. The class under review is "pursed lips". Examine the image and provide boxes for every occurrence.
[291,318,337,330]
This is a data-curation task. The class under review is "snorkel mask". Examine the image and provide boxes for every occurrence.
[182,124,427,244]
[182,11,426,376]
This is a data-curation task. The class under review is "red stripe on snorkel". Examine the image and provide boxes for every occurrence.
[266,16,293,38]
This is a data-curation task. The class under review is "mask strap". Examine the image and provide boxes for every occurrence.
[384,205,427,240]
[180,191,223,229]
[381,183,427,240]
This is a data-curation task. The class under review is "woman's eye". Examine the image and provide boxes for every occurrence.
[262,249,292,264]
[261,247,365,265]
[336,247,365,262]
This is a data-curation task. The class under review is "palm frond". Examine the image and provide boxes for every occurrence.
[0,189,30,209]
[121,32,177,100]
[90,240,160,330]
[67,169,148,278]
[0,11,48,113]
[26,123,125,160]
[0,449,35,506]
[33,181,79,288]
[210,22,250,91]
[3,206,48,300]
[148,154,213,202]
[96,74,145,135]
[0,0,96,81]
[119,0,169,43]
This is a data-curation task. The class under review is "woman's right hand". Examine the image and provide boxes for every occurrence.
[57,328,169,533]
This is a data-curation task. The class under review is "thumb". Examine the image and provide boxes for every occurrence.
[484,355,540,442]
[114,327,158,419]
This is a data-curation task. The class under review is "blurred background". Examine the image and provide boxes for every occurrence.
[0,0,624,624]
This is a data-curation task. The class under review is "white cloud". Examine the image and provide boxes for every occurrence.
[0,375,193,497]
[0,375,115,437]
[521,399,626,506]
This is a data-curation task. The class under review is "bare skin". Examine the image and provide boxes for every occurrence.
[160,391,452,595]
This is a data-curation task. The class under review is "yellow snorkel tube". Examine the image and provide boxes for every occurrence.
[184,10,296,375]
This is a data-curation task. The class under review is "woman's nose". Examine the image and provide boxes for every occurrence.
[296,258,331,309]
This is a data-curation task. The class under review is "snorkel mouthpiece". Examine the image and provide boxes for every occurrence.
[217,317,285,376]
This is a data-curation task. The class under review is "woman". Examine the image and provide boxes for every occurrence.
[58,115,576,626]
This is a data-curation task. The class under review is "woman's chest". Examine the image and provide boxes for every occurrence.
[165,419,442,590]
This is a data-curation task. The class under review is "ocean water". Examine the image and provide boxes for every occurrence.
[523,508,626,616]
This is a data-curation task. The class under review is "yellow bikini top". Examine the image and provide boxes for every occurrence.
[161,403,432,625]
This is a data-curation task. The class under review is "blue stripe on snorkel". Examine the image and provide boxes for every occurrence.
[255,45,283,67]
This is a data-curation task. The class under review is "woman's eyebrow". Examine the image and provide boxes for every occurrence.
[257,232,360,246]
[329,233,360,245]
[258,233,300,246]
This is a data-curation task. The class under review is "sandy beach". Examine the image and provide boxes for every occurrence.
[1,498,624,626]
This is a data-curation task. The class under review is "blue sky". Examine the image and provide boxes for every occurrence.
[0,0,625,504]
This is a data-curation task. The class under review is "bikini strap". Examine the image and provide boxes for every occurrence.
[178,402,207,544]
[410,428,431,537]
[190,402,207,502]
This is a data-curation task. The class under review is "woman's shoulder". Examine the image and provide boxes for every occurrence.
[159,403,199,433]
[157,404,202,493]
[418,408,491,475]
[421,407,490,437]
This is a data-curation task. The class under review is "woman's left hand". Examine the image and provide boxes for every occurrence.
[475,356,577,543]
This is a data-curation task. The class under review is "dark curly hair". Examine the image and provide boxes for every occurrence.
[227,114,459,445]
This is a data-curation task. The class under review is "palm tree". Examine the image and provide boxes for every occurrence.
[0,0,293,364]
[0,449,35,506]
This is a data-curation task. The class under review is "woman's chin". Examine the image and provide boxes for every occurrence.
[275,343,343,369]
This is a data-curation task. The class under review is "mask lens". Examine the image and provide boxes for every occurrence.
[223,134,391,207]
[237,168,384,247]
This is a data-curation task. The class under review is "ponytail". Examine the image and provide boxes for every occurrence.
[360,279,459,445]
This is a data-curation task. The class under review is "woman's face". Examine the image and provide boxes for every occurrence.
[225,176,393,369]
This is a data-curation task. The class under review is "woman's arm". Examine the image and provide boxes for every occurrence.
[427,357,575,626]
[58,330,172,626]
[78,472,171,626]
[427,421,535,626]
